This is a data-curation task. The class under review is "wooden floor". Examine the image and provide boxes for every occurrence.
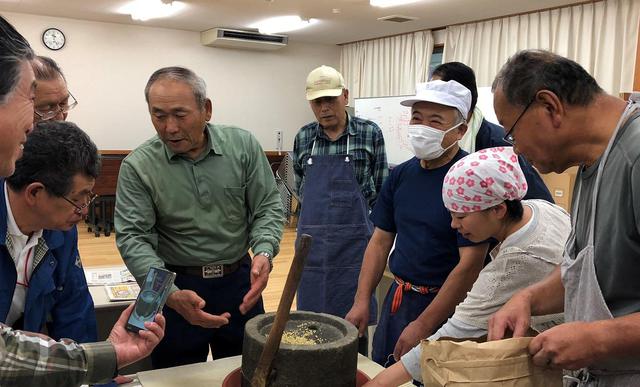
[78,226,297,313]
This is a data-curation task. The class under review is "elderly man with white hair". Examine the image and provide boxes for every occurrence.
[346,80,490,368]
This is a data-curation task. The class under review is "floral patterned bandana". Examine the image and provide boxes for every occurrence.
[442,147,528,213]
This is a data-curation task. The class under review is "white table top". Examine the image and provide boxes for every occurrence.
[88,284,133,309]
[85,265,136,309]
[121,354,412,387]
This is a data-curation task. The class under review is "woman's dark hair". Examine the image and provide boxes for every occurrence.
[6,120,100,197]
[503,199,524,221]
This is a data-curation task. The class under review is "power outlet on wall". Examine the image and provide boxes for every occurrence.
[276,130,283,151]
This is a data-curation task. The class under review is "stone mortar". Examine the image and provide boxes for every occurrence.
[241,311,359,387]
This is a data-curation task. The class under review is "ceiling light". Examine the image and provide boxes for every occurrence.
[370,0,422,8]
[249,16,318,34]
[118,0,186,21]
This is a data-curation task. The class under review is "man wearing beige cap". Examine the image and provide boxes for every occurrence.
[293,65,388,354]
[346,80,489,368]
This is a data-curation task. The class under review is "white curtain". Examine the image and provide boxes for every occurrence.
[443,0,640,94]
[340,31,434,99]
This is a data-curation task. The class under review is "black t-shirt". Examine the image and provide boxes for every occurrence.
[370,150,478,286]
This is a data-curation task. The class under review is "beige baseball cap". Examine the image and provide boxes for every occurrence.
[305,65,346,101]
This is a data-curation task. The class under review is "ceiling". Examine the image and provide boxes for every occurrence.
[0,0,586,45]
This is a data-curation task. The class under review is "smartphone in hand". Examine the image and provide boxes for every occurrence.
[126,267,176,333]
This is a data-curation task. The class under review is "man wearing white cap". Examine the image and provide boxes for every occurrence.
[293,65,388,354]
[346,80,490,367]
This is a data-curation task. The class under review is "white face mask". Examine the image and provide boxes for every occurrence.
[407,122,463,160]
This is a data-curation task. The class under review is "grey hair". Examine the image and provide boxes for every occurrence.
[492,49,603,108]
[32,55,66,82]
[144,66,208,108]
[0,16,34,105]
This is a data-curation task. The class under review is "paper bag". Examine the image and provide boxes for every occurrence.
[420,337,562,386]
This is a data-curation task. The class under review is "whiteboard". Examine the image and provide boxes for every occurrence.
[354,95,413,165]
[354,87,499,166]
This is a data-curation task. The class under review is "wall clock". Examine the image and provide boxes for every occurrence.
[42,27,65,51]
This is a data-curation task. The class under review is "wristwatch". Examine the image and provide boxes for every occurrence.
[256,252,273,272]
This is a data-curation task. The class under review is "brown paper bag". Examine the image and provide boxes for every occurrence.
[420,337,562,386]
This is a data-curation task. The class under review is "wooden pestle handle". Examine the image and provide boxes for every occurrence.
[250,234,313,387]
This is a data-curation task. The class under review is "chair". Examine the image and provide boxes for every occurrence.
[86,152,127,237]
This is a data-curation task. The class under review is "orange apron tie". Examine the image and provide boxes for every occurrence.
[390,275,440,315]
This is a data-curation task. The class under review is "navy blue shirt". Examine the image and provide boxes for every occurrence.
[475,119,553,202]
[371,150,477,286]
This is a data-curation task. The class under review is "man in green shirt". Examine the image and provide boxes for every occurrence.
[115,66,284,369]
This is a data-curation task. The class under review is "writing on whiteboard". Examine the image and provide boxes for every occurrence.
[355,95,413,166]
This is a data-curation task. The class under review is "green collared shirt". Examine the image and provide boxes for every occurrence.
[115,124,284,291]
[0,324,116,386]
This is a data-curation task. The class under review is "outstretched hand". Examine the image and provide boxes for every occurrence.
[166,289,231,328]
[239,254,270,315]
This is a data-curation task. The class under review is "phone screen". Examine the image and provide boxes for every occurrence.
[126,267,176,332]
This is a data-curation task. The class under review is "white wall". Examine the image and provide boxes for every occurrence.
[4,12,340,150]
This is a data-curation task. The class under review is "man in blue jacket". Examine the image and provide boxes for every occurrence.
[431,61,553,202]
[0,120,99,344]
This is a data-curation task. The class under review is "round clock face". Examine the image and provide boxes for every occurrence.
[42,28,65,50]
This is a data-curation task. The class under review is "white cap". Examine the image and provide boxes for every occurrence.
[401,80,472,119]
[305,65,346,101]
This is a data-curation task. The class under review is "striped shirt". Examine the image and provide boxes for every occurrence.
[0,324,116,387]
[293,113,388,208]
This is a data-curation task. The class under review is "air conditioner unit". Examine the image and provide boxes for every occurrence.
[201,28,288,50]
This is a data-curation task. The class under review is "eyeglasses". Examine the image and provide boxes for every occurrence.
[61,191,98,215]
[34,92,78,121]
[502,98,535,146]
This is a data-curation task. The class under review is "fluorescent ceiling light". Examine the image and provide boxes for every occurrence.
[370,0,422,8]
[250,16,318,34]
[118,0,186,21]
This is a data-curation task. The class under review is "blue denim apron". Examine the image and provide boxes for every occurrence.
[296,136,377,324]
[372,281,437,367]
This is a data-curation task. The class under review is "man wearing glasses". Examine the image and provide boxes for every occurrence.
[32,55,78,122]
[0,15,164,387]
[488,50,640,385]
[0,120,99,347]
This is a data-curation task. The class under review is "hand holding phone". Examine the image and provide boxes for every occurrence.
[126,267,176,332]
[109,303,166,367]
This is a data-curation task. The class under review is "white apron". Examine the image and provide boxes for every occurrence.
[561,102,640,386]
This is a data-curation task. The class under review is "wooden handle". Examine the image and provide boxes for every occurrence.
[250,234,312,387]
